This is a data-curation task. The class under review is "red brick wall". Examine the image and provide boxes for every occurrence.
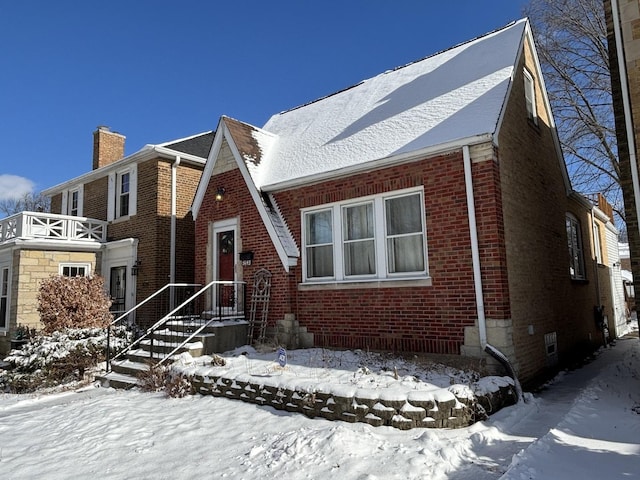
[195,166,294,323]
[196,150,507,355]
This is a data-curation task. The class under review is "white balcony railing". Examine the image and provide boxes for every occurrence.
[0,211,107,245]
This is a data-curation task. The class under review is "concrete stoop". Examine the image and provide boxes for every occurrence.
[98,320,249,389]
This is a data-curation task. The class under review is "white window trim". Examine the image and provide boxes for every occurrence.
[107,165,137,221]
[61,185,84,216]
[524,68,538,125]
[301,187,429,284]
[59,263,91,277]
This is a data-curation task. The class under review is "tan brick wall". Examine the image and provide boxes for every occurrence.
[497,36,601,382]
[0,249,98,355]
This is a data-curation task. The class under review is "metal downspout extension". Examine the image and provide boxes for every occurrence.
[463,145,524,402]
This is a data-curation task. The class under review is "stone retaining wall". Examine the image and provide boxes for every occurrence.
[191,372,517,430]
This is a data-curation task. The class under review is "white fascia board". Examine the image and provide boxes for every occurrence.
[191,118,227,220]
[10,238,104,252]
[223,126,295,272]
[43,146,205,196]
[262,134,493,193]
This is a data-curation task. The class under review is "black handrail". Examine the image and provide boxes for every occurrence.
[107,281,246,372]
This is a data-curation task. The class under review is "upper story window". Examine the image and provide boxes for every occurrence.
[302,188,428,283]
[117,171,130,217]
[523,69,538,125]
[59,263,90,277]
[107,165,137,221]
[567,213,586,280]
[61,186,83,217]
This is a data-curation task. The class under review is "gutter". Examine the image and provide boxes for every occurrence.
[262,134,494,192]
[42,146,205,196]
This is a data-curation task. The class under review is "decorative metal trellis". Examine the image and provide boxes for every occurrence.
[247,268,272,344]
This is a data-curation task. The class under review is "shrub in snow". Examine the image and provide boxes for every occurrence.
[138,362,194,398]
[0,327,132,393]
[37,275,113,333]
[138,363,168,392]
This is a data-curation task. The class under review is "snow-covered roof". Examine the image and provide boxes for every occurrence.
[252,19,527,190]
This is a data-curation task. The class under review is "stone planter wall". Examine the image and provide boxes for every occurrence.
[191,372,517,430]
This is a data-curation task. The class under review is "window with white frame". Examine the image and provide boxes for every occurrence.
[70,189,80,216]
[524,69,538,125]
[0,267,8,329]
[302,188,428,282]
[567,214,586,280]
[117,171,130,217]
[108,166,137,221]
[59,263,90,277]
[61,185,83,216]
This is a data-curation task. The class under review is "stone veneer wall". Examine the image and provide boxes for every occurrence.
[191,372,516,430]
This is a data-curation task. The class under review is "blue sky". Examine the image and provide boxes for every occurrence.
[0,1,528,199]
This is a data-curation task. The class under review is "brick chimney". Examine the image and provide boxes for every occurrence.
[92,126,125,170]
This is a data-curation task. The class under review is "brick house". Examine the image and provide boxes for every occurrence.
[0,127,211,355]
[606,0,640,335]
[191,19,620,385]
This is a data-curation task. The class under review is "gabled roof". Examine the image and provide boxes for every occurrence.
[159,131,215,158]
[192,18,569,269]
[254,18,528,190]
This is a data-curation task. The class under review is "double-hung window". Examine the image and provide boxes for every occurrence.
[567,213,585,280]
[107,166,137,221]
[61,186,83,216]
[303,188,428,282]
[117,171,130,217]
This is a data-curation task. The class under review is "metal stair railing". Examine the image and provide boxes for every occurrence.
[108,280,246,371]
[106,283,201,372]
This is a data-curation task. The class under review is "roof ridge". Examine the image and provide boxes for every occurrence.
[273,18,524,119]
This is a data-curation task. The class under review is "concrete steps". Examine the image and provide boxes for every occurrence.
[99,318,249,389]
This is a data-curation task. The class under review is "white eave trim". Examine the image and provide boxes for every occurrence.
[261,133,494,192]
[223,127,297,272]
[42,145,205,196]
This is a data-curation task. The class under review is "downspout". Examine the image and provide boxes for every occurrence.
[170,156,180,308]
[463,145,524,401]
[463,145,487,348]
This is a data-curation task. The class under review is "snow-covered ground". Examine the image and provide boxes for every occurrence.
[1,334,639,480]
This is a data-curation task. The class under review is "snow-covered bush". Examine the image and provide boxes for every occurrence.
[138,362,193,398]
[0,327,132,393]
[37,275,113,333]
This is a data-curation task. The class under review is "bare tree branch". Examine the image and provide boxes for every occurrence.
[525,0,622,228]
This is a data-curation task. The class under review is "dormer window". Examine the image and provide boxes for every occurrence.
[524,69,538,125]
